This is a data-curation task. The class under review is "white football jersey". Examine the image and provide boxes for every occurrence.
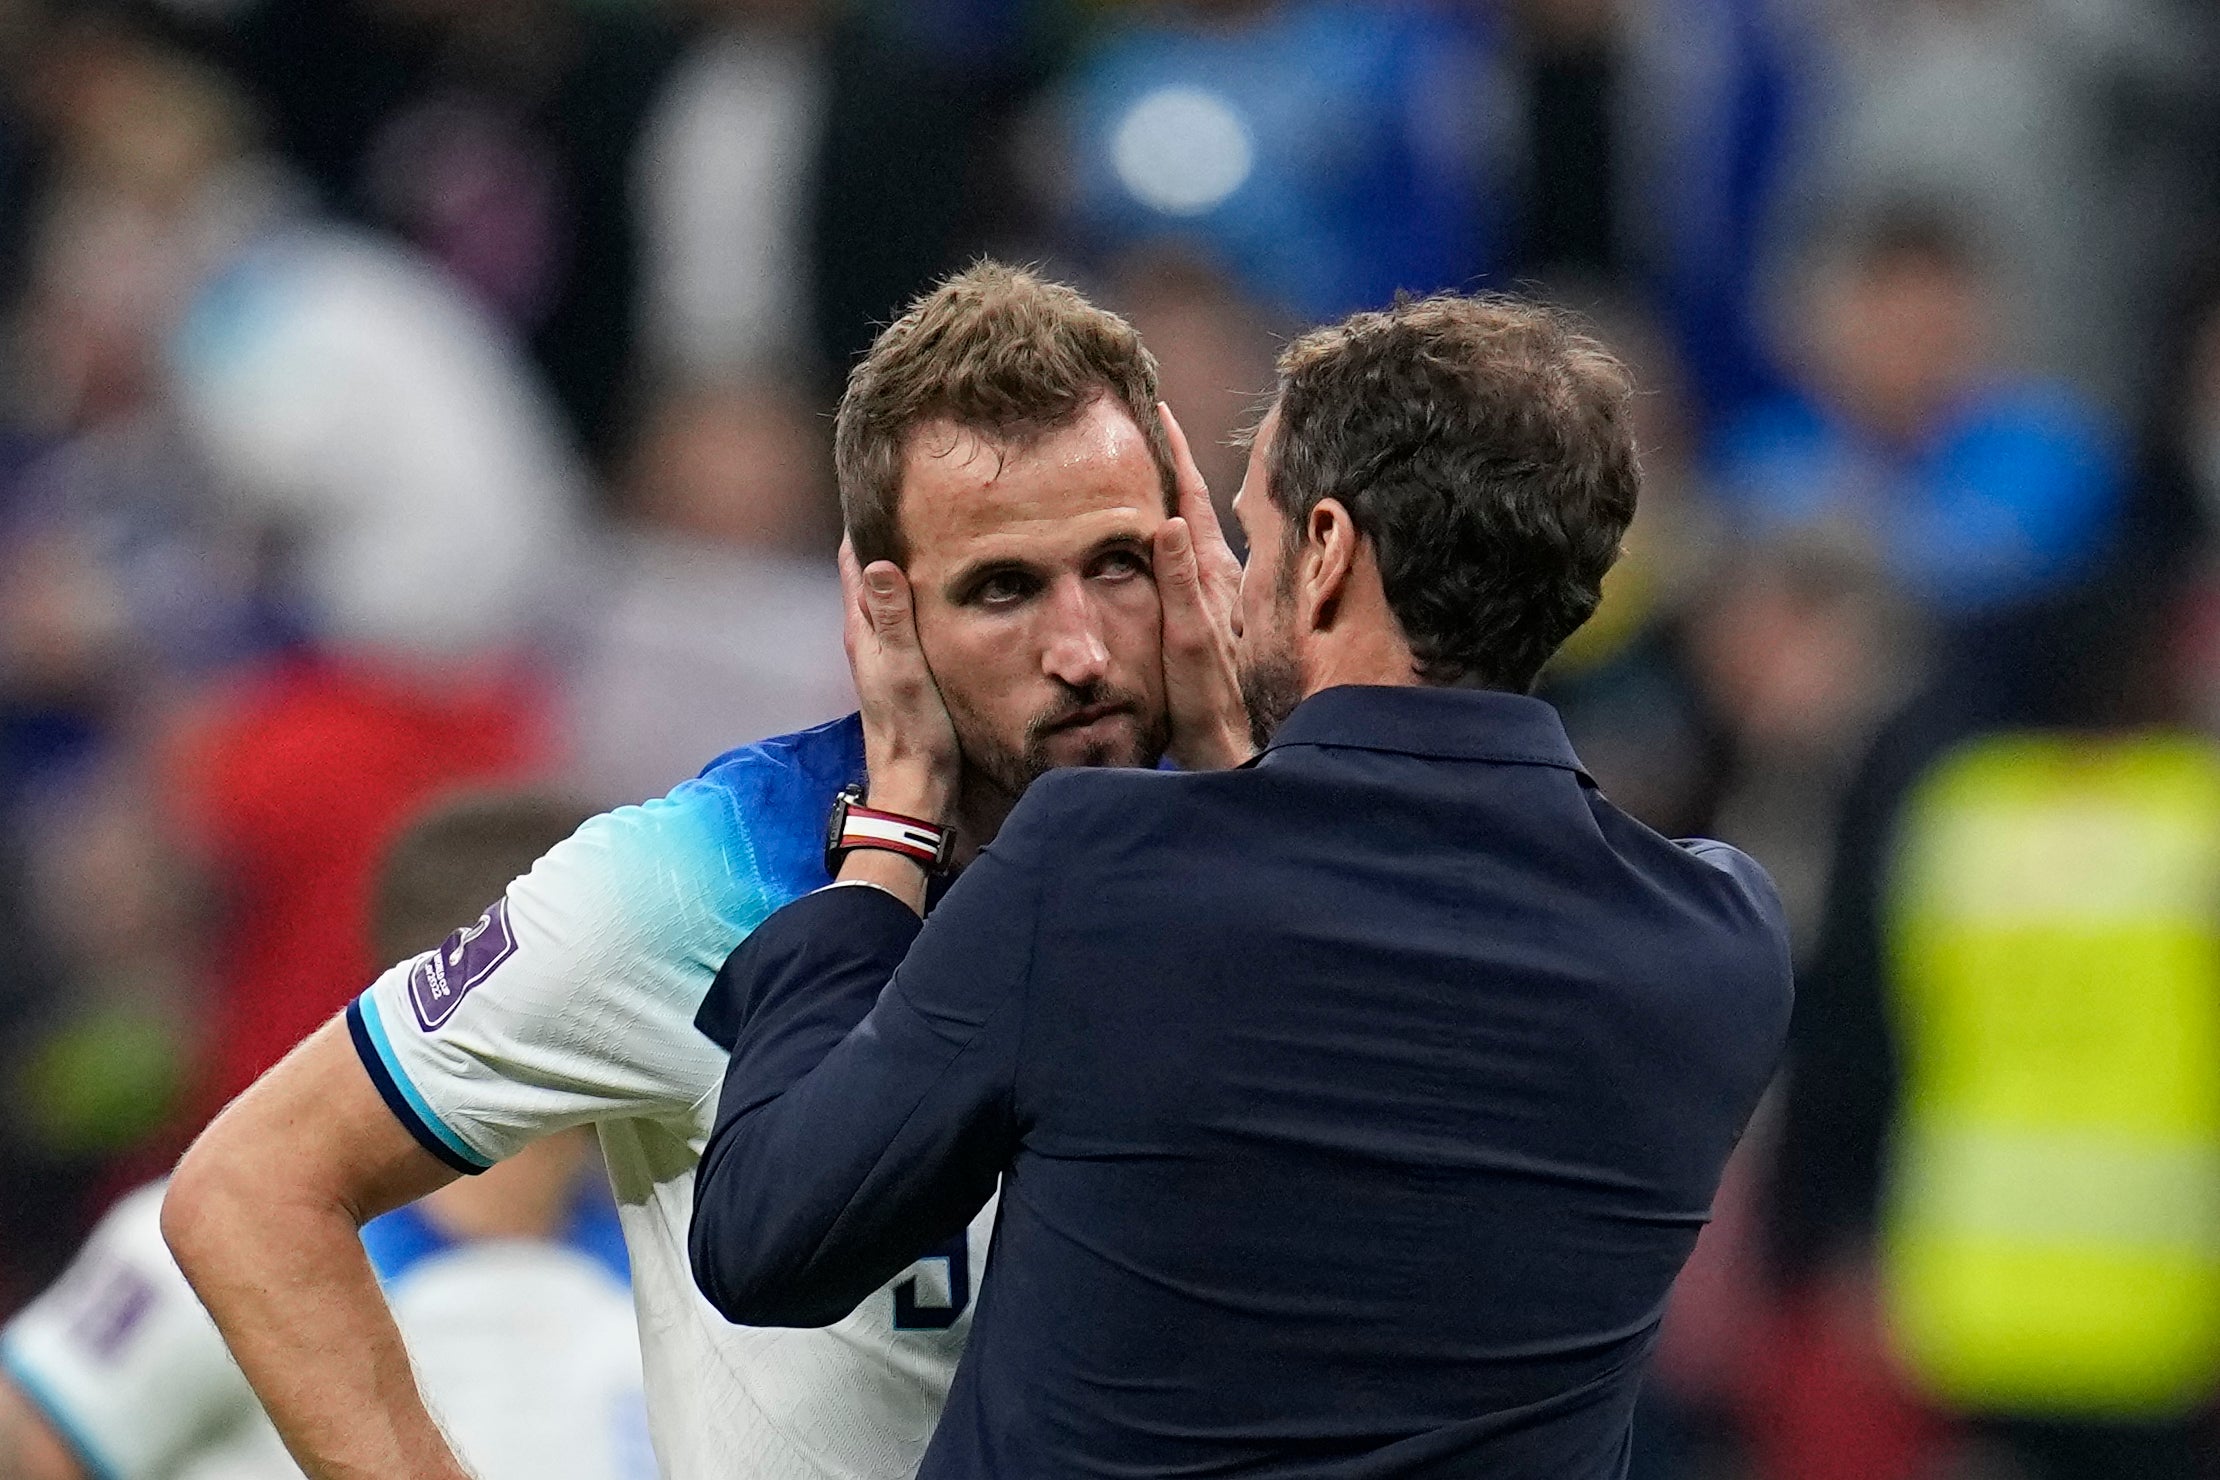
[0,1182,650,1480]
[344,715,994,1480]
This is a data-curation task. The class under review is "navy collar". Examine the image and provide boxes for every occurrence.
[1259,684,1590,778]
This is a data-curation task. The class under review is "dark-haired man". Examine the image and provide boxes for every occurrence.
[690,292,1795,1478]
[162,261,1249,1480]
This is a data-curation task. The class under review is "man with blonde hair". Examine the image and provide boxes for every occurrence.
[162,261,1247,1480]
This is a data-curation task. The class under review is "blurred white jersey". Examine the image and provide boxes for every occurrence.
[344,715,992,1480]
[170,220,590,665]
[0,1182,650,1480]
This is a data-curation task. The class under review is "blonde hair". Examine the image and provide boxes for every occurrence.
[834,261,1176,564]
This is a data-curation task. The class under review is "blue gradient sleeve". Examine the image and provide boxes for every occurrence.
[347,717,865,1164]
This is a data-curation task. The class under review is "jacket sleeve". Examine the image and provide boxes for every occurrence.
[689,800,1056,1327]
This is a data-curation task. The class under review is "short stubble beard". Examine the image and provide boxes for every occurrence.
[1235,565,1304,746]
[1236,643,1302,749]
[945,680,1171,835]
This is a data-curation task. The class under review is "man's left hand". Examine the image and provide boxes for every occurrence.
[1154,404,1253,771]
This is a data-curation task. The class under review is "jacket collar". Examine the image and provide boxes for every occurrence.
[1259,684,1590,777]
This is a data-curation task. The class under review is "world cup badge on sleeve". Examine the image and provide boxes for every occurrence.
[409,897,518,1030]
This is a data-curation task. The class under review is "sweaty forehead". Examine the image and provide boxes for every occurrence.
[899,398,1166,568]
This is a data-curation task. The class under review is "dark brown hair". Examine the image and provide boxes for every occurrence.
[835,261,1177,564]
[1267,292,1639,692]
[373,790,593,963]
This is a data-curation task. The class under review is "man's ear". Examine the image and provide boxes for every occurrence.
[1298,498,1360,635]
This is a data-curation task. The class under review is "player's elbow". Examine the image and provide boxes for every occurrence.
[162,1123,261,1290]
[693,1261,860,1329]
[165,1092,348,1292]
[686,1203,777,1324]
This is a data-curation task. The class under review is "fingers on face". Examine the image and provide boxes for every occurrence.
[839,542,872,657]
[840,541,876,620]
[1157,402,1210,508]
[1155,518,1198,593]
[863,561,917,641]
[1156,519,1220,663]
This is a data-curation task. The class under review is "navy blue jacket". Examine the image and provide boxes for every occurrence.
[691,685,1793,1479]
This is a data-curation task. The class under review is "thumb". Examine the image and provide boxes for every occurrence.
[1155,517,1209,624]
[1156,517,1196,590]
[862,562,917,643]
[1155,517,1221,659]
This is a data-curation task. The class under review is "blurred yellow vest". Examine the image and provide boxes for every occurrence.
[1883,732,2220,1415]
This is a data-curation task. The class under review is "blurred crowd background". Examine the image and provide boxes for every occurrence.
[1,0,2218,1476]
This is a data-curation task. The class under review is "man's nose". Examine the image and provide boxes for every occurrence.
[1040,580,1110,688]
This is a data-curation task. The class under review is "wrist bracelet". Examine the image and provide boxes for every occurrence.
[824,784,956,874]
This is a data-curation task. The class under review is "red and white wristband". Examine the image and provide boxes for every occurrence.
[824,784,956,875]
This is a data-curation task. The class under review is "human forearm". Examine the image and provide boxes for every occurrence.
[0,1379,82,1480]
[692,1030,1005,1331]
[833,764,951,918]
[692,888,924,1322]
[165,1171,458,1480]
[162,1020,466,1480]
[692,840,1040,1325]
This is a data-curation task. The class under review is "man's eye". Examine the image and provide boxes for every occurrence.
[974,573,1034,606]
[1093,550,1149,581]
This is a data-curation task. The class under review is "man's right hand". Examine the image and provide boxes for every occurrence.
[162,1017,470,1480]
[839,539,960,826]
[1153,404,1253,772]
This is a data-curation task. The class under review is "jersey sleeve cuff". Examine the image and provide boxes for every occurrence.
[1,1335,127,1480]
[345,997,493,1176]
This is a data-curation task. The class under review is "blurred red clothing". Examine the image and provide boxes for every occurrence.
[166,654,550,1115]
[1747,1263,1949,1480]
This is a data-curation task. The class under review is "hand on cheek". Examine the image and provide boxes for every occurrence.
[1155,405,1254,772]
[840,539,961,821]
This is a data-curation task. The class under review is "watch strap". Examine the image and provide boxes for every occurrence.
[826,786,954,873]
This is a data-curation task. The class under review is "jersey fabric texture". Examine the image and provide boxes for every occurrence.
[0,1182,647,1480]
[345,715,992,1480]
